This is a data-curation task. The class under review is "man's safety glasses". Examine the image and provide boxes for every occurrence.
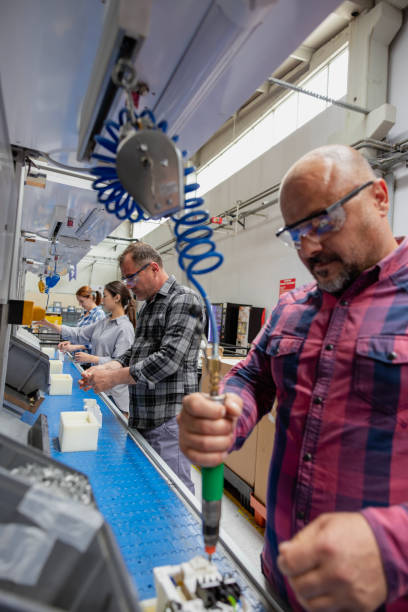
[121,262,151,286]
[276,181,374,249]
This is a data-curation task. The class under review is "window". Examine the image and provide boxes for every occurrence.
[197,46,349,196]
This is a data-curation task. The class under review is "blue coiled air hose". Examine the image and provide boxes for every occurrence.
[172,168,223,351]
[91,108,223,346]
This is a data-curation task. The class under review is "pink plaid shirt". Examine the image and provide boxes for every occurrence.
[223,238,408,611]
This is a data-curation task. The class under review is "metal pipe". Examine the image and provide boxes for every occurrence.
[373,150,408,169]
[27,158,94,182]
[394,138,408,150]
[156,183,280,253]
[268,76,369,115]
[105,235,136,242]
[354,143,394,153]
[9,153,26,298]
[36,151,92,174]
[352,138,395,152]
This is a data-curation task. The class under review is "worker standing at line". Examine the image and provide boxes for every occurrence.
[37,281,136,415]
[178,145,408,611]
[79,243,203,493]
[74,285,105,327]
[58,285,105,356]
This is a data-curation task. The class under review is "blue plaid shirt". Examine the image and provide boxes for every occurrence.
[77,306,105,327]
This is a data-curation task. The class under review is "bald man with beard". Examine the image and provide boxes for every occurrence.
[178,145,408,611]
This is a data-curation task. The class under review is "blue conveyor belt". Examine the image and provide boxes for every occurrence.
[21,358,266,609]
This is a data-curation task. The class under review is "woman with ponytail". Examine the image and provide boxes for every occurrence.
[75,285,105,328]
[58,285,105,353]
[37,281,136,415]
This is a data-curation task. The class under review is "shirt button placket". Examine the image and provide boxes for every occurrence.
[296,395,324,529]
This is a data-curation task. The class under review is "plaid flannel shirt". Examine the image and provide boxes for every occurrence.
[116,275,202,429]
[77,305,105,327]
[222,238,408,611]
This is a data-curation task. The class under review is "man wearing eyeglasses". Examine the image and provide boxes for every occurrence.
[179,144,408,611]
[80,242,203,493]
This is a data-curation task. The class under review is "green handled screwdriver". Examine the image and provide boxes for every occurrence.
[202,357,225,560]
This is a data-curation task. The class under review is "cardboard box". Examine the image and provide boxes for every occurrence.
[201,356,260,486]
[225,423,258,487]
[254,412,276,506]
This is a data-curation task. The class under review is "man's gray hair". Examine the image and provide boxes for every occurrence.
[118,242,163,268]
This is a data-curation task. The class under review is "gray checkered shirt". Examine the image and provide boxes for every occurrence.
[115,275,203,429]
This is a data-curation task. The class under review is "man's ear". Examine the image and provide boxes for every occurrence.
[373,178,389,217]
[151,262,160,272]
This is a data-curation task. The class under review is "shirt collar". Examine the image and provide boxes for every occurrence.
[86,306,99,314]
[108,314,127,325]
[376,236,408,281]
[316,237,407,305]
[147,275,176,303]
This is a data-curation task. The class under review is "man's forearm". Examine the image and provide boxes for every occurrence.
[101,360,125,371]
[110,366,135,385]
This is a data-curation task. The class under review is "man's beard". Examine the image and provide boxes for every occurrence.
[308,255,361,294]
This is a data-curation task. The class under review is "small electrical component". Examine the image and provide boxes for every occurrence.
[151,556,249,611]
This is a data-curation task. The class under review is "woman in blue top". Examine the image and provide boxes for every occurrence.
[75,285,105,327]
[65,285,105,353]
[38,282,136,415]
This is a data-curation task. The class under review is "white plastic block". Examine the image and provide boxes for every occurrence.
[58,399,102,452]
[41,346,56,359]
[59,412,100,452]
[49,374,73,395]
[49,359,63,374]
[57,350,65,361]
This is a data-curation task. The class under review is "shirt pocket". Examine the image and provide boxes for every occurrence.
[266,335,304,395]
[353,335,408,413]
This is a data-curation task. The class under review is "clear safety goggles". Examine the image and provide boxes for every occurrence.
[121,262,151,286]
[276,181,374,249]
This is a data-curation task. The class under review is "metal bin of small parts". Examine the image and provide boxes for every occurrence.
[0,432,141,612]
